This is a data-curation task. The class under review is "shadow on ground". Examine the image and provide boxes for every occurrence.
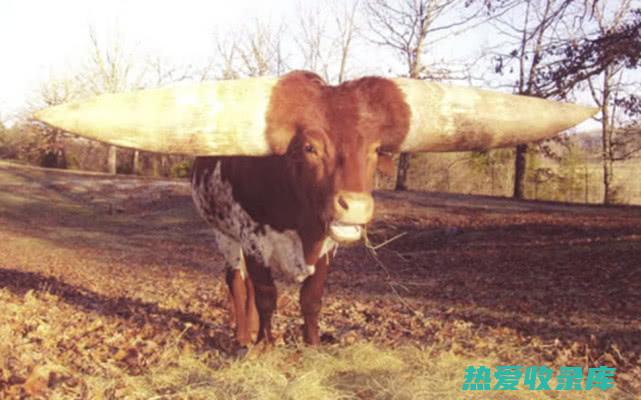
[0,266,234,354]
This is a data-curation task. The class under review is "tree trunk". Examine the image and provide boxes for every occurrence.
[601,107,614,204]
[161,155,169,177]
[395,153,411,191]
[584,166,589,203]
[602,158,613,204]
[151,155,160,177]
[394,46,423,192]
[132,150,141,175]
[513,144,528,199]
[490,162,495,195]
[107,145,117,174]
[601,70,614,205]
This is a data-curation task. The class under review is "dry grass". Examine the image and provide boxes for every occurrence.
[0,287,626,399]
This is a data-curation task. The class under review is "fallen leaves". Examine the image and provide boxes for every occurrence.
[23,364,70,397]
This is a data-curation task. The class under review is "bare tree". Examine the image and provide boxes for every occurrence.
[205,31,241,80]
[586,0,636,204]
[488,0,587,199]
[366,0,486,191]
[145,55,193,86]
[36,28,172,174]
[238,20,287,77]
[206,19,288,79]
[38,77,79,108]
[487,0,641,201]
[78,29,146,95]
[335,1,360,83]
[295,0,360,84]
[513,0,577,199]
[77,29,192,175]
[77,29,147,173]
[296,4,331,80]
[29,76,85,169]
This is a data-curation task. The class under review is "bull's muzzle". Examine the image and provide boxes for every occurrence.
[330,191,374,243]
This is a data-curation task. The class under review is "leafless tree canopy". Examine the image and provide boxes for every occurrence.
[294,0,360,83]
[366,0,489,79]
[206,20,287,79]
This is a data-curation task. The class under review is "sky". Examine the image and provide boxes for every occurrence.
[0,0,307,121]
[0,0,608,132]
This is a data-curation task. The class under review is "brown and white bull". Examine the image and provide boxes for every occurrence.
[35,70,595,348]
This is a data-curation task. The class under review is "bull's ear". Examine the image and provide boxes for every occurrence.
[377,152,396,177]
[392,78,598,152]
[34,77,280,156]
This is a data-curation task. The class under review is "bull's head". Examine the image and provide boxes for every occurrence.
[35,71,596,244]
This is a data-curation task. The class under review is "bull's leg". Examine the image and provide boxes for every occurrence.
[246,258,277,344]
[225,266,252,346]
[300,253,332,345]
[224,249,259,346]
[245,275,259,341]
[217,233,256,346]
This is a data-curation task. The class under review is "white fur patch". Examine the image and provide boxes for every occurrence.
[192,162,335,282]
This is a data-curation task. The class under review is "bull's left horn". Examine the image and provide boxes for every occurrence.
[34,77,279,156]
[393,78,598,152]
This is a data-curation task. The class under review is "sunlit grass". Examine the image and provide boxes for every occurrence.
[114,342,620,399]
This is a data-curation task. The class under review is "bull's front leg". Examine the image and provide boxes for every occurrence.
[225,264,259,347]
[245,257,278,345]
[300,253,332,345]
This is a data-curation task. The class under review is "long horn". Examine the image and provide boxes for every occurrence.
[393,79,598,152]
[34,77,278,156]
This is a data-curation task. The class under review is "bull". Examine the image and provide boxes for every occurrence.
[35,71,596,349]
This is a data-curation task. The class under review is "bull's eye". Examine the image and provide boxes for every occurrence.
[376,146,389,156]
[304,143,317,154]
[376,146,392,157]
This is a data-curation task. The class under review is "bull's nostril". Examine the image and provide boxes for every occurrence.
[337,196,349,210]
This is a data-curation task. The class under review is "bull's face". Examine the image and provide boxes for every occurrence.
[285,126,384,243]
[273,74,410,243]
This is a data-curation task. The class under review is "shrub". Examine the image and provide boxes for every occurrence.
[170,159,193,178]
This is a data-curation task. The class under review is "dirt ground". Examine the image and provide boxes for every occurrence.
[1,160,640,399]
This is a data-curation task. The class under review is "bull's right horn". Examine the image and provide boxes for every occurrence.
[393,79,598,152]
[34,77,279,156]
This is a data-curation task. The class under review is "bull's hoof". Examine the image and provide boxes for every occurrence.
[245,340,274,359]
[234,345,250,359]
[320,333,337,344]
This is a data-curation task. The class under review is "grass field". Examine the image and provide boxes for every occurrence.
[1,160,640,399]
